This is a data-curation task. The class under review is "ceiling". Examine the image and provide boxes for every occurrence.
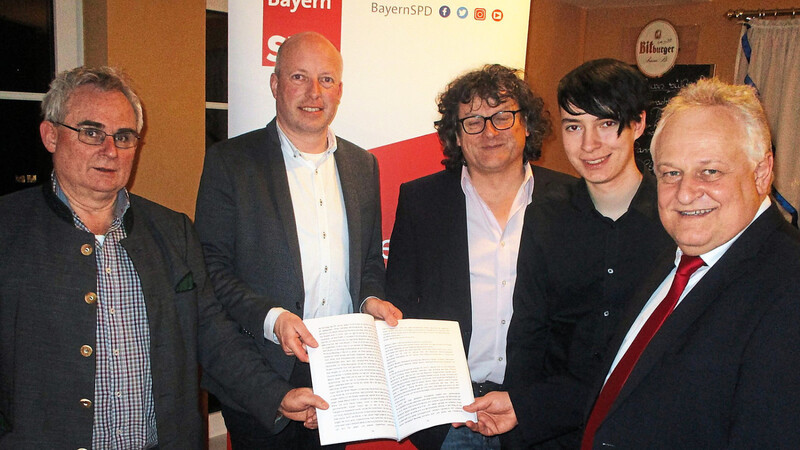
[556,0,710,8]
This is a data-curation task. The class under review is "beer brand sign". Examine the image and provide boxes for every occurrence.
[636,19,679,78]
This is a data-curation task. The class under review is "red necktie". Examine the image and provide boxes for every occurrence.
[581,254,706,449]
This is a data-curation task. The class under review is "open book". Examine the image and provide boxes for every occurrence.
[304,313,477,445]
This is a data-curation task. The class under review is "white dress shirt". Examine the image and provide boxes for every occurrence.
[264,124,352,342]
[461,164,534,384]
[605,197,772,381]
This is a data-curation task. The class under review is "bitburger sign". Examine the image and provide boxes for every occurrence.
[636,19,679,78]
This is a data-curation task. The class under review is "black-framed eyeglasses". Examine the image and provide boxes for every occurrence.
[458,109,523,135]
[55,122,140,149]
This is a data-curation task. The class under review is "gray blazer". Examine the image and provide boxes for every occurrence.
[0,185,280,449]
[194,119,385,431]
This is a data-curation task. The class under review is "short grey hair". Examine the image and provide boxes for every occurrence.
[41,66,143,132]
[651,77,770,164]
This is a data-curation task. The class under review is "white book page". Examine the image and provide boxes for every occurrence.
[306,313,397,445]
[376,319,477,441]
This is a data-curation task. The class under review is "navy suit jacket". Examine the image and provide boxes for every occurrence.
[385,165,575,449]
[194,119,385,431]
[587,204,800,448]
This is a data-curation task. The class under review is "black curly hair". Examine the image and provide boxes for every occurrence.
[435,64,550,172]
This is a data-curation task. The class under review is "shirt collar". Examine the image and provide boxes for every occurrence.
[51,171,130,232]
[460,163,534,201]
[276,121,338,162]
[675,196,772,268]
[572,160,656,221]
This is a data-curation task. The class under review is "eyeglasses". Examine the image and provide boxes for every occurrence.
[55,122,140,149]
[458,109,523,135]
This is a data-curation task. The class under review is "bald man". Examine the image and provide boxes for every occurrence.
[195,32,400,449]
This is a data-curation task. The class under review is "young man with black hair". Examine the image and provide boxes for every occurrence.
[463,59,673,448]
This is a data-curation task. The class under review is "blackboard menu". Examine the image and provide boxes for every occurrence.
[634,64,715,172]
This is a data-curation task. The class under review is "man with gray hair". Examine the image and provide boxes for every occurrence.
[578,77,800,448]
[0,66,280,448]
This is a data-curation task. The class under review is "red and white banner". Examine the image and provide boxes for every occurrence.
[230,1,532,255]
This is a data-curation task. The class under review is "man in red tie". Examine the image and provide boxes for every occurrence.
[579,78,800,448]
[466,77,800,448]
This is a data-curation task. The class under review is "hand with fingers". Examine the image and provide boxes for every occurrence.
[460,391,518,436]
[274,311,319,362]
[279,388,329,429]
[362,297,403,327]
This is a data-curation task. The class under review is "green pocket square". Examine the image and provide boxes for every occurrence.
[175,272,196,292]
[0,411,10,434]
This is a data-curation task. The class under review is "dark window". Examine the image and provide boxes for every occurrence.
[0,0,55,196]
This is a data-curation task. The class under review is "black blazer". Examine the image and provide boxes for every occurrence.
[195,119,386,431]
[385,165,575,449]
[587,204,800,448]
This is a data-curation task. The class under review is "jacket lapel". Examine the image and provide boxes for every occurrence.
[607,204,785,417]
[262,120,304,288]
[333,143,363,303]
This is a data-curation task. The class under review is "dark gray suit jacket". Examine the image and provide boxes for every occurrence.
[587,204,800,448]
[0,185,279,449]
[194,119,385,431]
[385,166,575,449]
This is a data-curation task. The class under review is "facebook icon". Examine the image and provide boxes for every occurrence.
[439,5,451,17]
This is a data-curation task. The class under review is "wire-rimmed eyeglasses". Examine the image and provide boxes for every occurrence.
[55,122,140,149]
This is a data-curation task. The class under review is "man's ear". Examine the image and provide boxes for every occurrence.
[270,72,279,99]
[632,111,647,140]
[40,121,58,154]
[754,152,774,196]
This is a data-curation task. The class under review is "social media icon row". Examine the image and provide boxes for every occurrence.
[439,6,503,21]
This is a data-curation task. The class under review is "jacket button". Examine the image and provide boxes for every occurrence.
[84,292,97,304]
[80,398,92,408]
[80,345,93,357]
[295,302,302,311]
[80,244,93,256]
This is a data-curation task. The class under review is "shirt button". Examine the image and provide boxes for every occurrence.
[603,310,610,317]
[324,266,328,273]
[501,280,507,287]
[105,267,112,274]
[322,299,326,306]
[498,357,503,362]
[500,241,505,247]
[113,349,120,356]
[80,244,93,256]
[319,199,323,206]
[115,391,122,398]
[322,232,327,239]
[84,292,97,304]
[80,345,93,357]
[501,319,506,325]
[315,169,319,174]
[109,307,116,315]
[80,398,93,408]
[607,268,614,274]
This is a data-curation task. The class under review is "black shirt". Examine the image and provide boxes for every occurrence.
[505,169,674,447]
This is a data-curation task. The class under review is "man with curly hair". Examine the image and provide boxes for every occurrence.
[385,64,573,449]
